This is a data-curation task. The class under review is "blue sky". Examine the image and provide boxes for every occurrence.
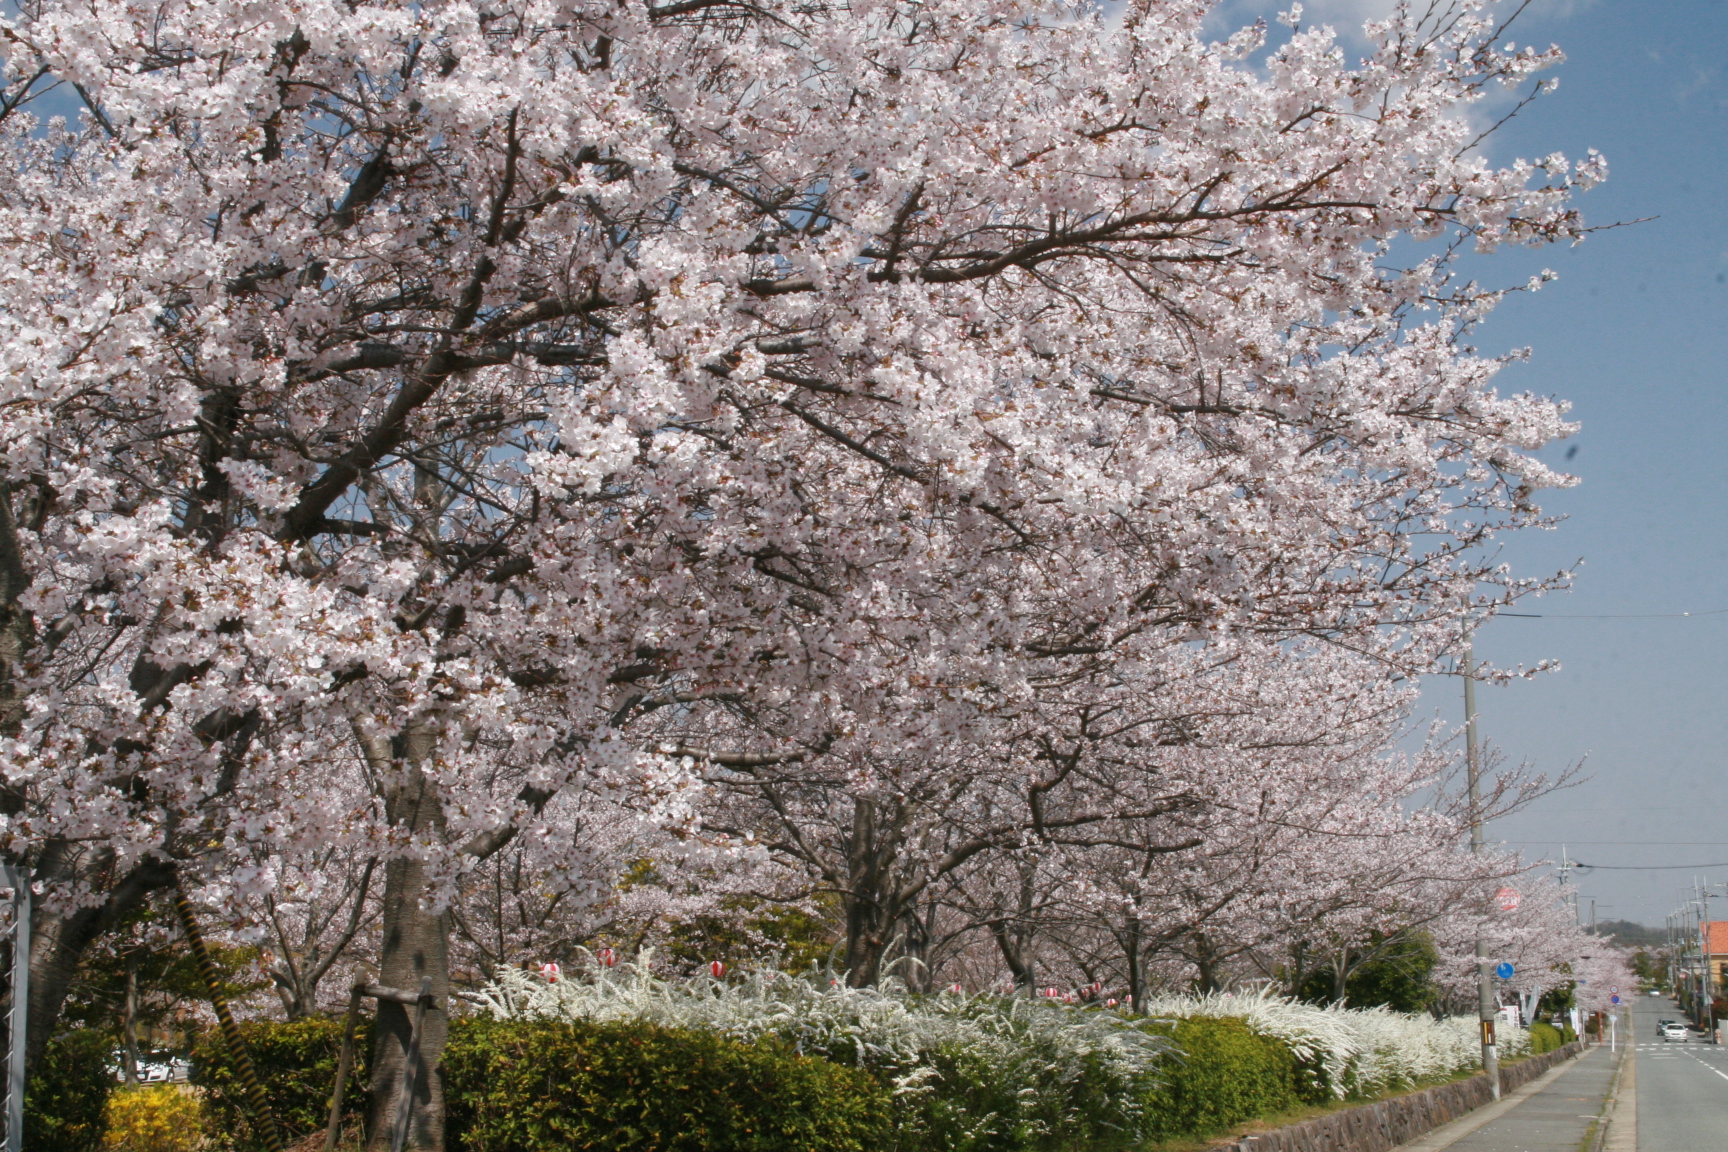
[1226,0,1728,928]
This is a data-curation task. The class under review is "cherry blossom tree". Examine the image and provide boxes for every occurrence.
[1429,873,1632,1020]
[253,847,380,1020]
[0,0,1600,1144]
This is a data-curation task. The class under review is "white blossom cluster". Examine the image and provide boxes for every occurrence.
[479,958,1170,1142]
[480,962,1531,1110]
[480,957,1167,1078]
[1135,989,1531,1098]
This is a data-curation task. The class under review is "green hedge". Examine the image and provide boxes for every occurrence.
[442,1017,893,1152]
[26,1029,114,1152]
[890,1038,1136,1152]
[1138,1016,1302,1143]
[1527,1021,1565,1055]
[191,1017,369,1151]
[181,1012,1355,1152]
[191,1016,890,1152]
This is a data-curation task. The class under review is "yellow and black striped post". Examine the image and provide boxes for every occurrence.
[171,883,286,1152]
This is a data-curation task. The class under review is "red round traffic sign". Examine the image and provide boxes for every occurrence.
[1494,887,1521,912]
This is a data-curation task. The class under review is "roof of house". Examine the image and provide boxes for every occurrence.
[1704,921,1728,956]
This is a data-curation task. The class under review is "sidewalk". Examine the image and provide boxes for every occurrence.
[1395,1046,1624,1152]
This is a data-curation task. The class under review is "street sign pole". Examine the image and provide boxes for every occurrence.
[1464,636,1500,1100]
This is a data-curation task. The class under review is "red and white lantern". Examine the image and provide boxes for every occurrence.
[540,961,561,983]
[709,960,726,979]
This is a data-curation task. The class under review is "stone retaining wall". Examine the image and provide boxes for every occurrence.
[1232,1041,1588,1152]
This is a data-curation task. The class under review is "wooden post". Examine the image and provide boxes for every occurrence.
[322,984,366,1152]
[389,978,434,1152]
[322,982,437,1152]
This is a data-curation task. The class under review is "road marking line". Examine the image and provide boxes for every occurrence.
[1685,1050,1728,1083]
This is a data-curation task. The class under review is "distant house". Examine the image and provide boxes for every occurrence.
[1703,921,1728,989]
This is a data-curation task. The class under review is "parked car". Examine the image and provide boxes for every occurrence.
[106,1051,191,1083]
[1661,1022,1690,1041]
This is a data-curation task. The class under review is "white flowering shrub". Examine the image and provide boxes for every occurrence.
[477,957,1169,1147]
[1134,989,1531,1098]
[475,962,1541,1145]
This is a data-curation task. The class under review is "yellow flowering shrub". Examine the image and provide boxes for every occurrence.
[103,1084,206,1152]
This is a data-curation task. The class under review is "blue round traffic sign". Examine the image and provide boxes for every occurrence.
[1611,995,1620,1004]
[1495,962,1515,980]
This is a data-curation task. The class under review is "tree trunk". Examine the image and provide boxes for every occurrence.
[1191,933,1222,995]
[1285,938,1309,999]
[1123,918,1144,1010]
[364,728,450,1152]
[0,480,37,747]
[990,921,1035,994]
[897,902,933,993]
[990,861,1042,994]
[269,965,305,1020]
[841,798,906,988]
[25,851,174,1068]
[841,896,890,988]
[122,956,140,1083]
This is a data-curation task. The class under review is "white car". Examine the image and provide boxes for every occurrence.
[1661,1022,1690,1041]
[107,1052,191,1083]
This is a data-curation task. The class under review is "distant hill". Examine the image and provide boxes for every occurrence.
[1593,919,1666,948]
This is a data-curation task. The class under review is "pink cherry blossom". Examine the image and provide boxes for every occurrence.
[0,0,1609,1139]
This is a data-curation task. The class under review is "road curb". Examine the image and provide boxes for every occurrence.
[1597,1044,1635,1152]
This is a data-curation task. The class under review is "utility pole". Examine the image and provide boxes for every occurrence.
[1464,635,1500,1098]
[1687,897,1704,1021]
[1557,847,1577,926]
[1667,913,1674,993]
[1702,882,1716,1043]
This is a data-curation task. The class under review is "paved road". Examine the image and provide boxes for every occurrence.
[1633,993,1728,1151]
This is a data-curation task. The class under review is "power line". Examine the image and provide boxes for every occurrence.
[1575,860,1728,871]
[1525,808,1728,814]
[1523,841,1728,847]
[1498,607,1728,619]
